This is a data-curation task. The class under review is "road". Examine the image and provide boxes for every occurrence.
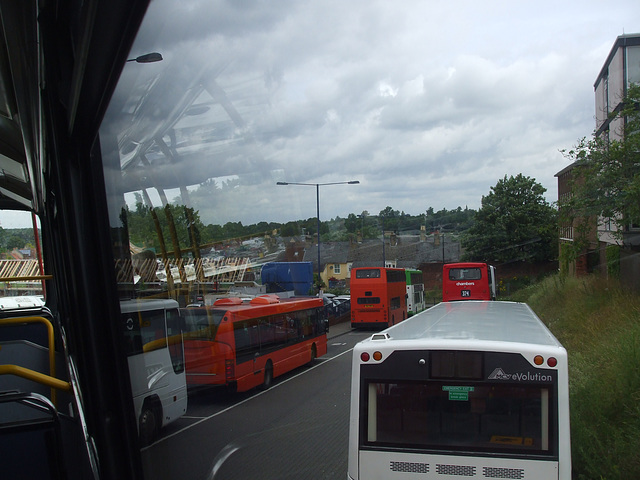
[140,324,371,480]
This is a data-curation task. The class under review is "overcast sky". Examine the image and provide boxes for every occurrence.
[3,1,640,230]
[155,0,639,226]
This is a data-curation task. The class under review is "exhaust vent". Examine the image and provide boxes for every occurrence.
[436,464,476,476]
[482,467,525,479]
[389,461,429,473]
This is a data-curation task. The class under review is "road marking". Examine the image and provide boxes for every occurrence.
[144,346,355,449]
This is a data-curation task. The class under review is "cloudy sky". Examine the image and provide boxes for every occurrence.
[183,0,633,225]
[5,1,639,230]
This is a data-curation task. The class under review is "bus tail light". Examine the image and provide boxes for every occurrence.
[225,359,234,379]
[533,355,558,367]
[360,351,383,362]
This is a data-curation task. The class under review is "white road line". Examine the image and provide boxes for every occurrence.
[144,346,354,448]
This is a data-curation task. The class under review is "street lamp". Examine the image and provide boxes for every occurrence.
[277,180,360,295]
[126,52,163,63]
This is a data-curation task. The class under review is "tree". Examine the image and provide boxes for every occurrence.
[462,174,557,263]
[560,82,640,251]
[379,206,400,232]
[344,213,360,233]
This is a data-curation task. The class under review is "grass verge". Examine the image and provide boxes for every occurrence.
[512,274,640,479]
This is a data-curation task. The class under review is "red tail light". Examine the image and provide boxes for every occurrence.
[225,359,234,379]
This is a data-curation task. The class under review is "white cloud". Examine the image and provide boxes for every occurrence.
[102,0,640,228]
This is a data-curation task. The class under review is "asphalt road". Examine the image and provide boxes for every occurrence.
[140,323,371,480]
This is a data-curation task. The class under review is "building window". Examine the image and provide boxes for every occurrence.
[333,264,341,274]
[627,46,640,86]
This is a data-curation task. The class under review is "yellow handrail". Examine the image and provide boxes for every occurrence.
[0,316,60,403]
[0,275,53,282]
[0,364,71,391]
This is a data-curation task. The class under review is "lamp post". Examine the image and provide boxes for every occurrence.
[277,180,360,295]
[126,52,163,63]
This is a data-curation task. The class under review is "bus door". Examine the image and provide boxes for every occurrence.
[231,316,262,388]
[162,307,187,425]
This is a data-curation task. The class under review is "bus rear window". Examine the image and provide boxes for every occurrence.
[355,269,381,279]
[364,381,554,456]
[183,308,225,340]
[386,270,405,283]
[449,268,482,280]
[357,297,380,305]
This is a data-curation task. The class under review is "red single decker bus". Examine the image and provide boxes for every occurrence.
[350,267,407,329]
[442,262,497,302]
[183,294,327,392]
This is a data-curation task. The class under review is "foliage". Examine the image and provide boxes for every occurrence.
[513,275,640,480]
[560,83,640,255]
[558,242,572,276]
[0,227,38,252]
[461,174,558,263]
[343,207,476,241]
[496,275,531,297]
[606,244,620,279]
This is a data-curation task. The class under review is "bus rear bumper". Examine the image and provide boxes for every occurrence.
[358,450,561,479]
[351,322,388,330]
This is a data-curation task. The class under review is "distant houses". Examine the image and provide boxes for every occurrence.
[275,232,461,290]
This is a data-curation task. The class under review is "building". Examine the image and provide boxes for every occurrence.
[301,234,461,289]
[556,34,640,286]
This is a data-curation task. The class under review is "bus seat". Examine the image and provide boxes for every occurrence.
[0,318,54,399]
[0,316,72,408]
[0,391,65,479]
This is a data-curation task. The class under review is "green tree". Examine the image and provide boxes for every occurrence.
[379,206,400,232]
[344,213,360,233]
[280,221,300,237]
[462,174,557,263]
[6,234,25,250]
[560,82,640,253]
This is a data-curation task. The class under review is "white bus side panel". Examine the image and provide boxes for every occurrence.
[358,450,558,479]
[128,349,187,428]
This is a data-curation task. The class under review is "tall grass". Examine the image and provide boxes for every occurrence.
[512,275,640,479]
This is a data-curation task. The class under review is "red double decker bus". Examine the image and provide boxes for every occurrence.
[350,267,407,329]
[183,294,327,392]
[442,262,497,302]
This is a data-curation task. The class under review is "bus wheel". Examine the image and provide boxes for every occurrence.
[308,344,317,366]
[139,405,158,447]
[261,361,273,390]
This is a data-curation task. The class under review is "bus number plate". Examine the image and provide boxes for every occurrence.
[461,290,471,297]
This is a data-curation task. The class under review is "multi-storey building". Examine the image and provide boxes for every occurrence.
[556,34,640,285]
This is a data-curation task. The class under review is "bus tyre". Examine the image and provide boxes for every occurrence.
[139,406,158,447]
[261,361,273,390]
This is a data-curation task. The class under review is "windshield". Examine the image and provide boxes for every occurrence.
[88,1,639,479]
[0,211,45,304]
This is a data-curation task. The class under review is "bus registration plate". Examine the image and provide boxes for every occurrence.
[461,290,471,297]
